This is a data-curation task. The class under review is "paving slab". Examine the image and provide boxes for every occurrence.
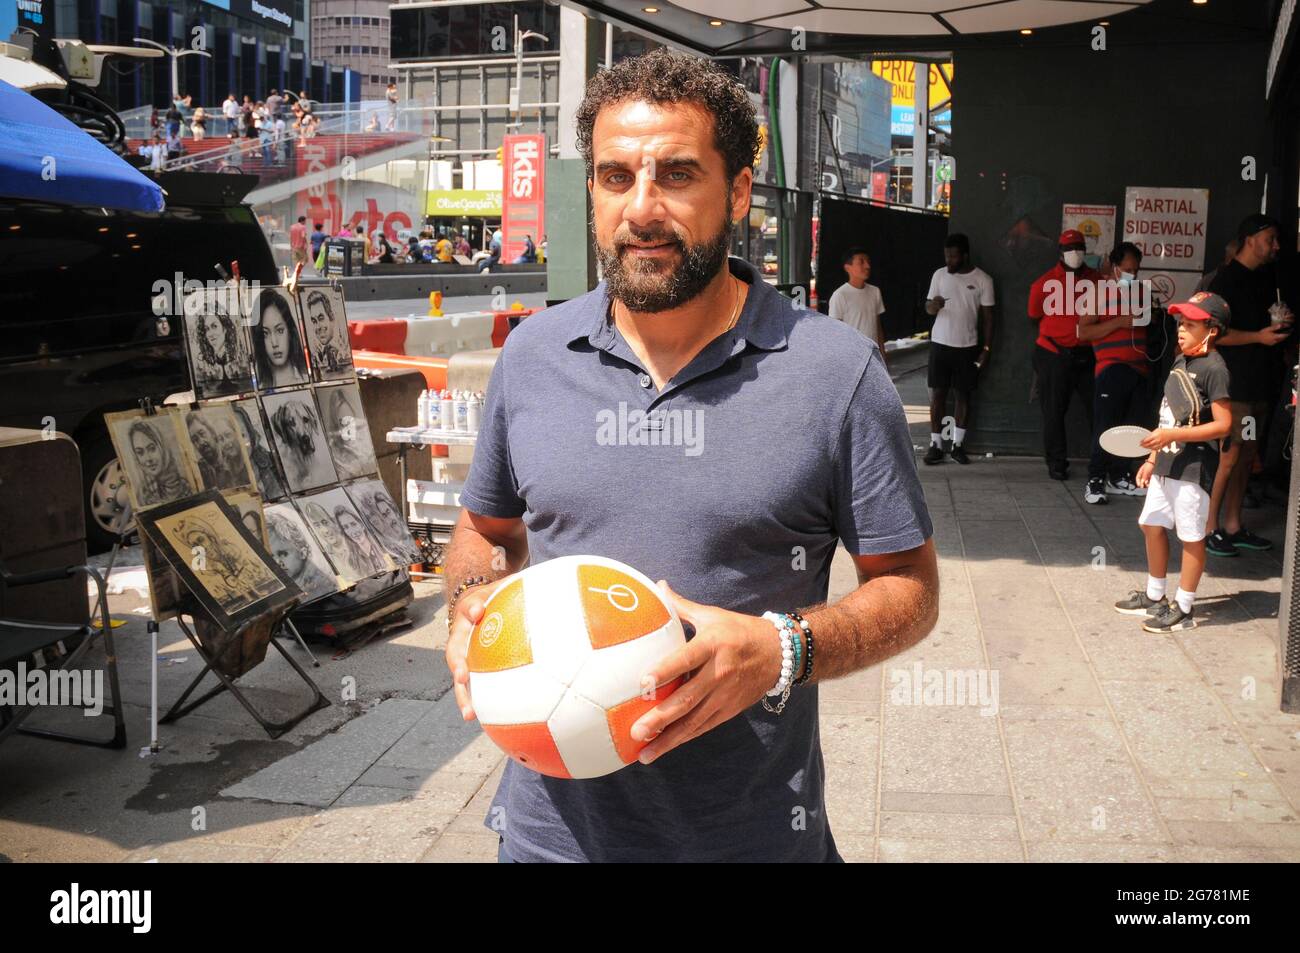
[221,698,435,807]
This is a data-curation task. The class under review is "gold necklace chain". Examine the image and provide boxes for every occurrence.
[723,276,742,333]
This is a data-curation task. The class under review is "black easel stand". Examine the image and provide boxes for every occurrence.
[121,396,328,740]
[160,615,329,739]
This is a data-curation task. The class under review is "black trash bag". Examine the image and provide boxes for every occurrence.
[290,567,413,643]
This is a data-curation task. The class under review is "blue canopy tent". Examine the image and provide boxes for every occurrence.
[0,78,164,213]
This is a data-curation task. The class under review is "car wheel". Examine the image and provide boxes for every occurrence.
[81,431,133,553]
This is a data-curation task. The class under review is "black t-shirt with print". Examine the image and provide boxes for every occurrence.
[1152,350,1231,494]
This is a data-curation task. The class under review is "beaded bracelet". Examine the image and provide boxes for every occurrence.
[788,612,815,685]
[789,616,804,682]
[447,575,493,630]
[760,612,796,715]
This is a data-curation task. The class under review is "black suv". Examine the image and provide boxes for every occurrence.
[0,172,277,550]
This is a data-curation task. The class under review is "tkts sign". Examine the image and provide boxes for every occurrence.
[501,134,545,264]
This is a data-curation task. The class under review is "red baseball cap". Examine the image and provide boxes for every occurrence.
[1168,291,1231,329]
[1058,229,1086,247]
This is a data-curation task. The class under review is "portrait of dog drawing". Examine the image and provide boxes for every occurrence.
[264,391,338,493]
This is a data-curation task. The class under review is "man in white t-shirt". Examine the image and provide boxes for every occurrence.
[828,247,888,370]
[923,233,996,465]
[222,93,239,136]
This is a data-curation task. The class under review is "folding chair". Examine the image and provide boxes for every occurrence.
[0,561,127,749]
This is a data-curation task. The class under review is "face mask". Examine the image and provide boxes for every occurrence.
[1189,329,1213,356]
[1063,250,1085,269]
[1116,270,1135,284]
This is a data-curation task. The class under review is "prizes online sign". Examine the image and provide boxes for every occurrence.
[870,60,952,138]
[502,134,545,263]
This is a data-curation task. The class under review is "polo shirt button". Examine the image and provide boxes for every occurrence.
[638,373,651,388]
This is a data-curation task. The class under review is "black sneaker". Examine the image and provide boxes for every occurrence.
[1114,590,1167,616]
[1048,465,1069,481]
[950,445,970,465]
[1205,529,1239,557]
[1084,478,1108,505]
[1229,529,1273,551]
[1143,602,1196,633]
[923,445,944,465]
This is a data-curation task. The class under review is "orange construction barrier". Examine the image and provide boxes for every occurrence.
[491,307,539,348]
[353,350,449,391]
[348,319,409,355]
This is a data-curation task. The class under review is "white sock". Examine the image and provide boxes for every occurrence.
[1175,588,1195,613]
[953,427,967,447]
[930,432,943,448]
[1147,575,1166,601]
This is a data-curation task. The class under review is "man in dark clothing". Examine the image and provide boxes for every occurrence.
[1205,214,1293,556]
[309,222,327,270]
[1028,229,1102,480]
[1077,242,1151,504]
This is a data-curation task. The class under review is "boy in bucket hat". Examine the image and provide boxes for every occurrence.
[1113,292,1233,632]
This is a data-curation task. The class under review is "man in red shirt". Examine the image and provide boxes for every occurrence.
[1029,229,1101,480]
[1076,241,1151,504]
[289,215,309,269]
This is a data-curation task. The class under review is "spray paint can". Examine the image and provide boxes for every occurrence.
[466,391,482,433]
[427,388,441,430]
[439,389,454,432]
[454,390,469,432]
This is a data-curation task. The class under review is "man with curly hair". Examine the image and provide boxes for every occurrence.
[444,48,937,863]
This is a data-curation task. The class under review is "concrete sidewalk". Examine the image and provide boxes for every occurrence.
[1,345,1294,862]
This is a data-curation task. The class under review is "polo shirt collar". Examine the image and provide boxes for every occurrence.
[571,256,789,354]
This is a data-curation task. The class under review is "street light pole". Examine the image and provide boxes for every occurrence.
[507,14,548,130]
[133,37,211,104]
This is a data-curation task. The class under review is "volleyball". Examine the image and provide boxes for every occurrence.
[466,555,686,779]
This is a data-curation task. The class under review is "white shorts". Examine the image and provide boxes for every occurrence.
[1138,474,1209,543]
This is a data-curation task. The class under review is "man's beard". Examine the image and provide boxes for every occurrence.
[596,200,734,313]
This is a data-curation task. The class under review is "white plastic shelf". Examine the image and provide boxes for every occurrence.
[386,426,479,447]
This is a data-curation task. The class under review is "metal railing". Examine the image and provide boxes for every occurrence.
[126,97,430,145]
[152,101,426,178]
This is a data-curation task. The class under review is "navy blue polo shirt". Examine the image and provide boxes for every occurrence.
[461,255,932,862]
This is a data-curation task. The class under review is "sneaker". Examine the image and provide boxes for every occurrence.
[1084,478,1108,504]
[923,445,944,465]
[1048,465,1069,481]
[1143,602,1196,633]
[950,445,970,465]
[1106,476,1146,497]
[1205,529,1239,557]
[1114,590,1168,616]
[1229,529,1273,551]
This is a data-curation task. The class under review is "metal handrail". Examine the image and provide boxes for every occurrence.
[160,104,424,173]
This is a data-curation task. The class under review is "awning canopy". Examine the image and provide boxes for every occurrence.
[0,77,164,213]
[568,0,1267,57]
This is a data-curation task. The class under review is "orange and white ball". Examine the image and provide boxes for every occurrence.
[467,555,686,779]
